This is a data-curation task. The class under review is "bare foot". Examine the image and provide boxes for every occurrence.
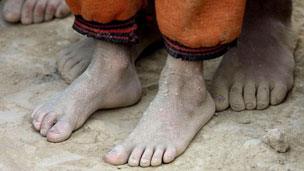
[2,0,70,24]
[31,41,142,142]
[104,57,215,167]
[211,0,295,111]
[58,31,162,84]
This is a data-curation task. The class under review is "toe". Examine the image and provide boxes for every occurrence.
[46,119,73,142]
[21,0,37,24]
[104,144,133,165]
[128,146,145,167]
[211,78,229,112]
[270,82,288,105]
[257,82,270,110]
[244,81,257,110]
[32,107,49,131]
[229,82,245,111]
[151,146,165,167]
[140,147,154,167]
[55,1,70,18]
[163,146,177,164]
[63,60,89,84]
[44,1,60,21]
[3,0,24,22]
[57,52,73,74]
[40,112,57,136]
[62,55,82,73]
[33,0,47,23]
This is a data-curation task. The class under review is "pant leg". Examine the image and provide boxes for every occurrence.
[66,0,147,43]
[155,0,247,61]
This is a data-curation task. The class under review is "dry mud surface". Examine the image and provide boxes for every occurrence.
[0,1,304,171]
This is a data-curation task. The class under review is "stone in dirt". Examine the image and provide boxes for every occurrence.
[262,128,290,153]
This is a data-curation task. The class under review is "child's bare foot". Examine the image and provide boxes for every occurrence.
[58,32,161,84]
[2,0,70,24]
[211,0,295,111]
[104,57,215,167]
[31,41,142,142]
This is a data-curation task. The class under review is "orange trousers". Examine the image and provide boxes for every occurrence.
[66,0,246,60]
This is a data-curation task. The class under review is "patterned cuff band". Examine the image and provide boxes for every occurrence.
[164,36,238,61]
[73,15,139,44]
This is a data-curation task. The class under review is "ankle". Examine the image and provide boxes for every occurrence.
[166,55,204,75]
[161,55,208,103]
[93,41,134,71]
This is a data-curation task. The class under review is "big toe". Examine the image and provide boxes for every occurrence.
[46,120,73,143]
[104,145,132,165]
[3,0,24,22]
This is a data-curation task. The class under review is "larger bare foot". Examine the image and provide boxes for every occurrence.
[31,41,142,142]
[104,57,215,167]
[2,0,70,24]
[211,0,295,111]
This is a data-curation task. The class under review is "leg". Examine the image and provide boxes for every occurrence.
[104,0,245,167]
[211,0,295,111]
[2,0,70,24]
[31,0,151,142]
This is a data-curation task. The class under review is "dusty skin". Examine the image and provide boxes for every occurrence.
[0,1,304,171]
[31,32,160,142]
[1,0,70,25]
[104,57,215,167]
[211,0,296,112]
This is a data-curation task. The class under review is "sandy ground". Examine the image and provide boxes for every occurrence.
[0,1,304,171]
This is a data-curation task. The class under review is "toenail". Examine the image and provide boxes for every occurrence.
[246,103,254,109]
[48,129,60,134]
[232,104,244,111]
[216,95,225,101]
[129,160,138,165]
[107,150,114,154]
[141,159,149,163]
[257,103,267,109]
[33,121,40,128]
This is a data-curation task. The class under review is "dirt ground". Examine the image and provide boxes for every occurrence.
[0,1,304,171]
